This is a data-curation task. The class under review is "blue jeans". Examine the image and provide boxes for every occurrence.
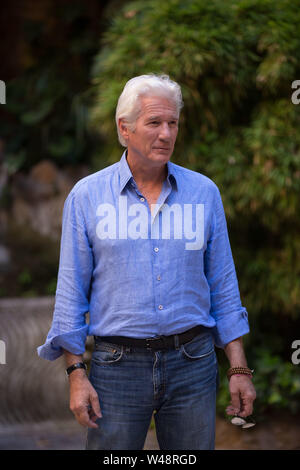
[86,328,219,450]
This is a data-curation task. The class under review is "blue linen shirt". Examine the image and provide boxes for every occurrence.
[37,151,249,360]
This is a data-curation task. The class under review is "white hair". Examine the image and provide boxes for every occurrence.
[115,74,184,147]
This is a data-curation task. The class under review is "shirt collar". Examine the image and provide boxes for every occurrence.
[118,150,178,194]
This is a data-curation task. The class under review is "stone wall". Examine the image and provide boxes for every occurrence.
[2,159,90,242]
[0,159,91,297]
[0,296,92,424]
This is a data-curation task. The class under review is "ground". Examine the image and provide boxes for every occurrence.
[0,412,299,450]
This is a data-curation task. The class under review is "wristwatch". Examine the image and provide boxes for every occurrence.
[66,362,87,377]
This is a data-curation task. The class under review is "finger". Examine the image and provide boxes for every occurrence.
[90,392,102,419]
[80,413,99,428]
[75,406,99,428]
[229,392,241,415]
[238,398,254,418]
[88,407,101,423]
[239,386,256,417]
[226,405,237,415]
[226,405,241,416]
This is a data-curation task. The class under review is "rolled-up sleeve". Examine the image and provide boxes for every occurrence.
[37,189,94,360]
[204,186,250,349]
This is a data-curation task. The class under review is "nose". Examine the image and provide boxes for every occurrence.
[158,122,171,140]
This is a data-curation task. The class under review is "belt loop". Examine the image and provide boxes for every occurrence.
[174,334,180,350]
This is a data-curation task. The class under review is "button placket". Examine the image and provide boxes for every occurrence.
[152,241,163,319]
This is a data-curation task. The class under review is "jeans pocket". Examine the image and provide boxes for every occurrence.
[92,342,124,365]
[181,332,215,361]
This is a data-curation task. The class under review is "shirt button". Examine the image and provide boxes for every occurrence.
[140,197,145,202]
[154,247,159,252]
[158,305,163,310]
[157,275,161,281]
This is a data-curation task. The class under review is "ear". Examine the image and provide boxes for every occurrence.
[118,118,130,142]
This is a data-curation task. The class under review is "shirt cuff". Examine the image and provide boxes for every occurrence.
[211,307,250,349]
[37,325,89,361]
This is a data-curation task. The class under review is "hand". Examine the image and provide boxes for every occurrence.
[226,375,256,418]
[69,370,102,428]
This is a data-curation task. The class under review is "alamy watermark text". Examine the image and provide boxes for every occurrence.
[291,80,300,105]
[291,340,300,365]
[0,340,6,364]
[0,80,6,104]
[96,197,205,250]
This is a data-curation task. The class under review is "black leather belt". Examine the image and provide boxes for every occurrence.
[94,325,206,351]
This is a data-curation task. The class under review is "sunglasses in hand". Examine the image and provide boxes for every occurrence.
[230,415,256,429]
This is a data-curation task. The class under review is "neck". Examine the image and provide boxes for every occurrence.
[126,151,168,188]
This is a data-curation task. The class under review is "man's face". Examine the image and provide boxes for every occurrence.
[121,95,179,167]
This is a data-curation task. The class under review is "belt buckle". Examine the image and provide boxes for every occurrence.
[146,336,159,350]
[146,335,167,350]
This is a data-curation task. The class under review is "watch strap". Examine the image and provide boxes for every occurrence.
[66,362,87,377]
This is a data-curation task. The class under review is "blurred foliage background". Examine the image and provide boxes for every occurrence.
[1,0,300,418]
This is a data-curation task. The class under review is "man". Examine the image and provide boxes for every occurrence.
[38,74,256,450]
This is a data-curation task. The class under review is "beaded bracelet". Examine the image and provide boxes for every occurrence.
[227,366,254,380]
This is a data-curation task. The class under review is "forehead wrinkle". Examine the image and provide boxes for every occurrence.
[141,107,179,122]
[146,114,178,121]
[139,97,178,118]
